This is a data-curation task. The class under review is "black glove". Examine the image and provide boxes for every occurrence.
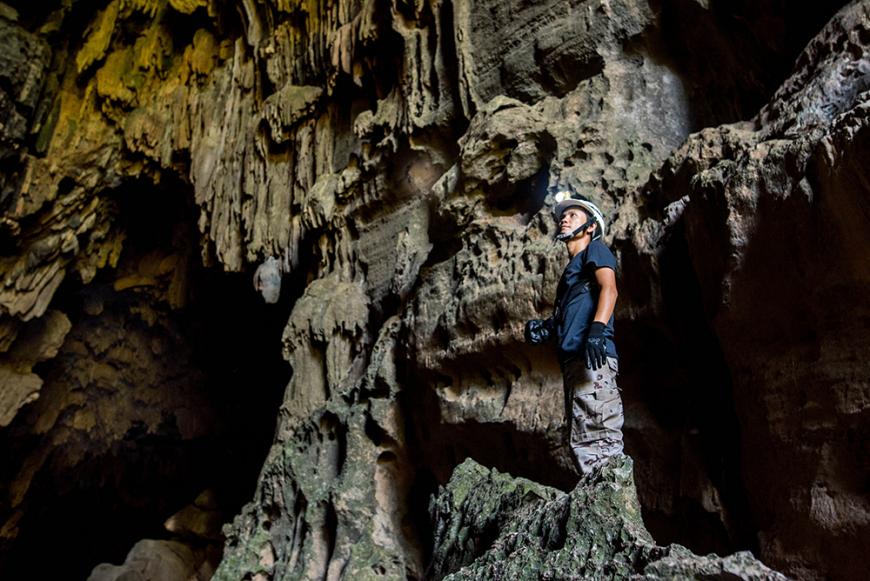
[525,318,553,344]
[585,322,608,370]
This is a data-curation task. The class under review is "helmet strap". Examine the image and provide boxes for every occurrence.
[555,219,594,242]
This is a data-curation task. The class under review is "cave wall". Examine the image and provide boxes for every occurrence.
[641,7,870,576]
[0,0,868,579]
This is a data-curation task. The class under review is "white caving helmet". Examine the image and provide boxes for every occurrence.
[553,191,606,240]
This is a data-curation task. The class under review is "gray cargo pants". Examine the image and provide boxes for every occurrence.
[562,356,624,475]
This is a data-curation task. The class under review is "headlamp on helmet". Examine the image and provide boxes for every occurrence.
[552,191,606,241]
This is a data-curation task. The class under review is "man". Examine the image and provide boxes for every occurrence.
[525,192,624,476]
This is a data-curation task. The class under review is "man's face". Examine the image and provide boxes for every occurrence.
[559,206,590,237]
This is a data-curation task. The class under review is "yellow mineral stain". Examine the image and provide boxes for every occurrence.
[76,1,120,74]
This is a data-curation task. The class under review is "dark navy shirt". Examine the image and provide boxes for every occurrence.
[554,239,618,361]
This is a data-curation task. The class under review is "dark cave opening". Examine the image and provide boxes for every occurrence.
[616,226,758,558]
[0,176,292,580]
[658,0,853,128]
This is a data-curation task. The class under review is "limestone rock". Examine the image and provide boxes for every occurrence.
[253,256,283,304]
[280,273,370,419]
[215,316,423,581]
[631,3,870,577]
[164,489,226,542]
[0,310,71,427]
[88,539,200,581]
[0,0,867,579]
[430,457,786,580]
[0,14,50,144]
[0,369,41,429]
[0,12,50,246]
[86,488,230,581]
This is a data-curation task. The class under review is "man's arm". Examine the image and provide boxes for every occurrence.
[593,266,617,323]
[585,266,617,369]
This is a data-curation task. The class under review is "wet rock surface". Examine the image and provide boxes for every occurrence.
[0,0,868,579]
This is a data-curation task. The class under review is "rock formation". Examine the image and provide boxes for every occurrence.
[429,457,785,580]
[0,0,867,579]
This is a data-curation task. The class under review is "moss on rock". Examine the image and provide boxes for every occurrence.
[431,457,788,580]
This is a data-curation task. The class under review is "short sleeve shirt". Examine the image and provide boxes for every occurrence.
[554,239,618,361]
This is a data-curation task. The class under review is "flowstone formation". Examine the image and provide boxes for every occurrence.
[429,457,785,580]
[0,0,868,579]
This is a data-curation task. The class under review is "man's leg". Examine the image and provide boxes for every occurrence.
[563,356,624,475]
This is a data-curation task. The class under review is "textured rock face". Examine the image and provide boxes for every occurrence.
[638,5,870,577]
[0,0,868,579]
[430,457,786,580]
[0,10,50,198]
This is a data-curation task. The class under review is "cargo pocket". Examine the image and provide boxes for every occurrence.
[574,388,614,443]
[597,387,624,435]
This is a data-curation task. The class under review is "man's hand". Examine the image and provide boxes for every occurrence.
[525,318,553,344]
[585,322,607,370]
